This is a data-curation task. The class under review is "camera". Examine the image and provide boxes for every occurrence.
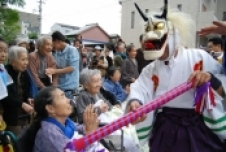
[92,59,98,65]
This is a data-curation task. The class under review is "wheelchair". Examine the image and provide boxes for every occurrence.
[70,90,126,152]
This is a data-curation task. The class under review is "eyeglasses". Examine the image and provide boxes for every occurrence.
[0,47,8,53]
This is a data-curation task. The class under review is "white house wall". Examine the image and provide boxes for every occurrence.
[120,0,226,48]
[51,24,63,34]
[51,24,77,35]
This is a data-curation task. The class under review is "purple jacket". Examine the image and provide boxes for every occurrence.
[33,121,84,152]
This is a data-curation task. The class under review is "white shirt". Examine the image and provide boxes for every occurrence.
[129,47,222,109]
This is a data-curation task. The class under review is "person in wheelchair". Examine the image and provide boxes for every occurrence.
[20,87,108,152]
[77,69,141,152]
[103,66,129,103]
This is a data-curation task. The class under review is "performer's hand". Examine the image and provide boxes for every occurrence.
[199,21,226,36]
[127,101,147,125]
[188,71,211,88]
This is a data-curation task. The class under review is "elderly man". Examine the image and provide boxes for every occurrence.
[28,36,57,90]
[89,45,108,78]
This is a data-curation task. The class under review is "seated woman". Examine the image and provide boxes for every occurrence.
[1,46,34,136]
[103,66,129,103]
[77,69,141,152]
[21,87,107,152]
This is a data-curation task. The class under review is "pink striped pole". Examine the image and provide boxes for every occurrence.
[66,81,194,151]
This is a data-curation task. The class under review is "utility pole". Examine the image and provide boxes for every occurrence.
[38,0,45,35]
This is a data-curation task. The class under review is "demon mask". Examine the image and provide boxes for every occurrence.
[135,0,169,60]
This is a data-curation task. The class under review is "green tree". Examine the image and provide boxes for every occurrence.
[28,31,38,39]
[0,0,25,7]
[0,7,21,43]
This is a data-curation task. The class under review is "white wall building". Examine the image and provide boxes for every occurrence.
[51,23,80,35]
[20,21,30,36]
[18,12,39,38]
[120,0,226,48]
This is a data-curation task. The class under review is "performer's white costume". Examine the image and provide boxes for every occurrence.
[129,47,225,145]
[128,0,226,151]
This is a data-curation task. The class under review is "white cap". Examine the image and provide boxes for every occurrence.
[95,45,102,50]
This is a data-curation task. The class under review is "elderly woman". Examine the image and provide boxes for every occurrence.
[1,46,34,136]
[77,69,141,152]
[103,66,129,103]
[15,38,29,49]
[20,87,107,152]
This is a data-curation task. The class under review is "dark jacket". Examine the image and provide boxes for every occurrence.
[100,87,120,105]
[102,79,127,103]
[76,89,112,123]
[1,64,31,126]
[79,54,90,72]
[136,48,153,74]
[120,57,139,87]
[106,56,113,68]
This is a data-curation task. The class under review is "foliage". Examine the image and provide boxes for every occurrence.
[0,0,25,7]
[0,7,21,43]
[28,31,38,39]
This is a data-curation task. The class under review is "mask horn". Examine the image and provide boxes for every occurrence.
[134,3,148,22]
[161,0,168,19]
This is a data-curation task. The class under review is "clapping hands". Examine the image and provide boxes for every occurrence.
[83,105,99,135]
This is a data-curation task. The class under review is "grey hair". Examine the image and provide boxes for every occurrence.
[80,69,101,85]
[15,38,29,45]
[36,36,52,50]
[8,46,27,62]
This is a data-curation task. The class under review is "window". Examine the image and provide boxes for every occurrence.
[223,12,226,21]
[145,9,149,14]
[177,4,182,11]
[131,11,135,29]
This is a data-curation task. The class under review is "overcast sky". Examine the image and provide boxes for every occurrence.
[13,0,122,35]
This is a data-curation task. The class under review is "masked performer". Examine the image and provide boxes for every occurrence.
[126,0,226,152]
